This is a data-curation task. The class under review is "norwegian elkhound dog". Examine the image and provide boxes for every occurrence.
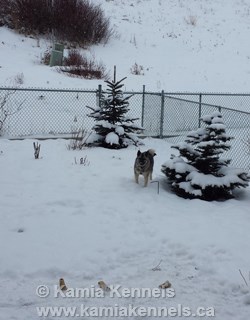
[134,149,156,187]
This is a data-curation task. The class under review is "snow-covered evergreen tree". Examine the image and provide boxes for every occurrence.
[162,111,249,200]
[87,70,143,149]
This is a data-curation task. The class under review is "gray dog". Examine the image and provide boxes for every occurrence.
[134,149,156,187]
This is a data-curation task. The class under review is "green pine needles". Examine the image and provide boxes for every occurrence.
[162,111,249,201]
[87,71,143,149]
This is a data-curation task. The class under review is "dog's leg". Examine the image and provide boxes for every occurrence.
[134,172,139,184]
[144,173,149,187]
[150,171,153,180]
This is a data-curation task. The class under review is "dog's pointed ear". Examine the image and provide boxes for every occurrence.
[137,150,141,156]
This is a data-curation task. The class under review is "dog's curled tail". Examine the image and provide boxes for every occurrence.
[148,149,156,157]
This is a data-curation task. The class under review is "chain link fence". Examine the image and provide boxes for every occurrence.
[0,86,249,170]
[0,87,98,137]
[154,94,250,170]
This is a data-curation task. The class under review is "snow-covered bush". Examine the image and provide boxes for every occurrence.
[162,111,249,200]
[86,72,143,149]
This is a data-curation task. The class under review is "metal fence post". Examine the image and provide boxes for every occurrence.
[141,85,145,128]
[98,84,102,108]
[199,93,202,127]
[159,90,165,138]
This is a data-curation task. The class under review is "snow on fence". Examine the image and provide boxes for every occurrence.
[0,86,249,169]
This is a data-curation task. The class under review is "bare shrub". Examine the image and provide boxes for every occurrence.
[59,65,107,80]
[14,72,24,85]
[74,156,90,166]
[64,50,86,67]
[41,49,51,65]
[130,62,144,75]
[0,0,13,27]
[33,142,41,159]
[58,49,109,80]
[184,15,198,26]
[11,0,52,34]
[67,129,91,151]
[130,34,137,47]
[0,89,26,136]
[8,0,112,45]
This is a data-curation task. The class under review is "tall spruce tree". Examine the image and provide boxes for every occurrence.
[162,111,249,200]
[87,69,143,149]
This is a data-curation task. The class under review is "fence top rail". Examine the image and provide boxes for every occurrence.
[164,95,250,116]
[0,87,149,95]
[165,92,250,96]
[1,86,250,96]
[104,90,146,95]
[0,87,98,93]
[143,92,162,96]
[1,87,250,115]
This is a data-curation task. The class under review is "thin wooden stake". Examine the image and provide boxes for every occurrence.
[151,180,160,194]
[152,259,162,271]
[239,269,248,286]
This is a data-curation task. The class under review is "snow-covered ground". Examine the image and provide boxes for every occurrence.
[1,0,250,93]
[1,1,250,319]
[0,137,250,319]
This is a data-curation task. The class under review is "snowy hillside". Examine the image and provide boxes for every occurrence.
[1,0,250,92]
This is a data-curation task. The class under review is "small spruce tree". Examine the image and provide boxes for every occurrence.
[162,111,249,200]
[87,68,143,149]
